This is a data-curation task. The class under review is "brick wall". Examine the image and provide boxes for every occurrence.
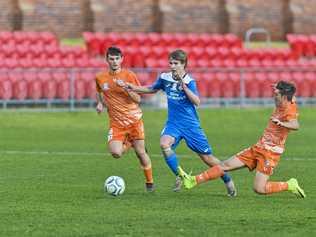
[91,0,156,32]
[158,0,224,33]
[1,0,316,39]
[0,1,15,31]
[227,0,286,40]
[291,0,316,34]
[19,0,83,38]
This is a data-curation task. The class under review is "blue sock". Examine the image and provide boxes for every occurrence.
[220,172,232,183]
[165,153,179,175]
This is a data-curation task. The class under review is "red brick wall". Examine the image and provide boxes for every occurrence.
[0,1,14,31]
[91,0,156,32]
[291,0,316,34]
[158,0,223,33]
[19,0,84,38]
[1,0,316,39]
[227,0,286,40]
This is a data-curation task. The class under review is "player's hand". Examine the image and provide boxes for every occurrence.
[172,71,181,81]
[114,79,132,91]
[271,117,283,126]
[96,102,104,114]
[114,79,126,88]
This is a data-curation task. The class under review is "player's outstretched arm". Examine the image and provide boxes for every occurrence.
[127,83,158,94]
[271,118,300,130]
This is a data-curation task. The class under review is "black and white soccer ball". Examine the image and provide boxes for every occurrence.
[104,176,125,196]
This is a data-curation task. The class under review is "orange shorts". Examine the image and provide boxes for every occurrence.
[107,119,145,143]
[236,145,281,176]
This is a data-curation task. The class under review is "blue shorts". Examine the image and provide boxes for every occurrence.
[161,123,212,155]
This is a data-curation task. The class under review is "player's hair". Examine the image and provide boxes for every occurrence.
[169,49,188,68]
[106,46,123,57]
[276,80,296,101]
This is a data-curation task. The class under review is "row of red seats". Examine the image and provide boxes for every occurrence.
[0,31,58,45]
[199,72,316,98]
[144,58,315,69]
[0,71,97,100]
[137,71,316,98]
[119,46,297,61]
[83,32,242,56]
[1,57,310,69]
[1,70,315,100]
[0,57,106,69]
[0,47,298,69]
[0,44,85,58]
[287,34,316,57]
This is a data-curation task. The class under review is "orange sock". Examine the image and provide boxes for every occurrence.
[142,165,153,184]
[196,165,224,185]
[265,181,288,194]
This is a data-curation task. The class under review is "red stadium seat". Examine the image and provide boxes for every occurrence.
[132,53,146,68]
[4,58,19,69]
[56,78,70,100]
[0,31,13,44]
[40,32,58,45]
[228,72,241,97]
[27,78,42,100]
[83,32,100,56]
[12,79,28,100]
[74,78,86,100]
[137,72,151,85]
[204,73,220,98]
[0,80,12,100]
[2,43,16,57]
[219,73,235,98]
[307,72,316,97]
[145,58,158,68]
[244,72,260,98]
[80,71,97,99]
[194,73,209,98]
[147,33,160,47]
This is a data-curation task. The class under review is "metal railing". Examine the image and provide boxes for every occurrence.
[0,67,316,111]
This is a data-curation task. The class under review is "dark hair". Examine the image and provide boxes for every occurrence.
[276,80,296,101]
[106,46,123,57]
[169,49,188,68]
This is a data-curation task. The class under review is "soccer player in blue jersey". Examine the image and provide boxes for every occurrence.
[118,49,236,196]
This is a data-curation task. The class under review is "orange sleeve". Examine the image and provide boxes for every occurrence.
[95,75,102,93]
[128,71,141,86]
[284,103,298,121]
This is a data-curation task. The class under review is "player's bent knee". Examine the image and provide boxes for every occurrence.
[160,142,171,150]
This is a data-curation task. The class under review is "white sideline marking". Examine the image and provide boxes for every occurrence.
[0,150,314,161]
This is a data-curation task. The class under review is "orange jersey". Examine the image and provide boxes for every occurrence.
[96,69,142,127]
[256,100,298,154]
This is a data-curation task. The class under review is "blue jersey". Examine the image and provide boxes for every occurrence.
[151,72,200,128]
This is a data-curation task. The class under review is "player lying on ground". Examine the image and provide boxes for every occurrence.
[178,80,305,198]
[117,49,236,196]
[95,46,155,192]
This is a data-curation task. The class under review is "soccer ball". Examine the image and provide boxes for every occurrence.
[104,176,125,196]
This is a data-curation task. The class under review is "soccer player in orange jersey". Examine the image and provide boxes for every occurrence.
[179,81,306,198]
[95,46,154,192]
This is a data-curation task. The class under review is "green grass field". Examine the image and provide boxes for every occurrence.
[0,108,315,237]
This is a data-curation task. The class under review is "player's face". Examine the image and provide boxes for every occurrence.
[106,54,123,71]
[169,59,185,80]
[273,84,282,104]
